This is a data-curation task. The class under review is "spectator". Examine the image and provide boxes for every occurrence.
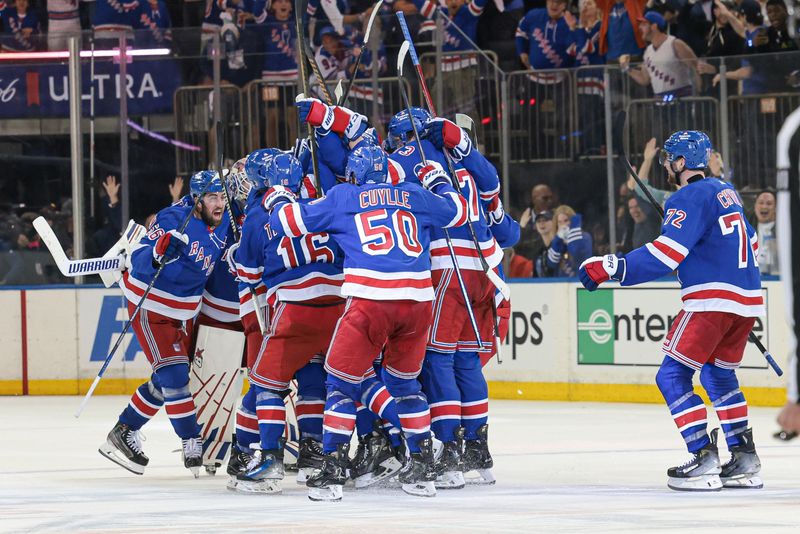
[342,25,387,120]
[0,0,41,52]
[623,11,700,98]
[540,204,593,277]
[764,0,797,53]
[568,0,606,155]
[516,0,573,75]
[673,0,714,57]
[415,0,489,119]
[704,0,745,58]
[597,0,645,63]
[168,176,184,204]
[316,25,348,81]
[531,209,557,276]
[259,0,299,147]
[626,137,672,206]
[92,0,141,36]
[626,194,660,248]
[515,183,558,263]
[46,0,82,51]
[708,150,727,180]
[136,0,172,47]
[750,190,778,275]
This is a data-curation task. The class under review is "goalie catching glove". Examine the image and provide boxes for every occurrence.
[579,254,626,291]
[153,230,189,266]
[427,118,472,161]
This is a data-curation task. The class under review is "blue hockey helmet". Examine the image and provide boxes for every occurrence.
[345,144,388,185]
[190,170,224,198]
[661,131,712,170]
[245,148,283,191]
[267,152,304,192]
[385,107,432,151]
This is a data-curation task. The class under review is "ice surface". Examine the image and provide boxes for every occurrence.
[1,396,799,533]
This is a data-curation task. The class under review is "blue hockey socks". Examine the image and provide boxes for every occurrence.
[656,356,709,452]
[700,364,749,448]
[454,350,489,440]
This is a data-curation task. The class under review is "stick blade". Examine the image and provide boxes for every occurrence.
[397,40,409,77]
[33,216,70,275]
[486,268,511,301]
[363,0,384,42]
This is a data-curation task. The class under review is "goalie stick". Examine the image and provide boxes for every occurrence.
[396,41,483,348]
[295,0,323,196]
[614,110,782,377]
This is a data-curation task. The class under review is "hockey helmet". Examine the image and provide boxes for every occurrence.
[267,152,304,193]
[190,170,224,198]
[227,157,252,202]
[345,144,388,185]
[385,107,432,152]
[660,131,712,170]
[245,148,283,191]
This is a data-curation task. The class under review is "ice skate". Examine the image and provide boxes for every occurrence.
[307,443,350,502]
[435,428,465,490]
[295,438,324,485]
[98,422,149,475]
[182,437,203,478]
[236,447,284,494]
[721,428,763,489]
[463,424,496,485]
[399,438,437,497]
[351,426,402,489]
[667,429,722,492]
[225,442,254,491]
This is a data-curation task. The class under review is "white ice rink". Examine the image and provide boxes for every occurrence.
[1,396,799,533]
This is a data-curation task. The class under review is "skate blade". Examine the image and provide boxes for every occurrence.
[189,466,200,479]
[98,444,145,475]
[435,471,465,490]
[722,475,763,489]
[354,458,403,489]
[235,479,282,494]
[402,481,436,497]
[308,485,343,502]
[465,469,496,485]
[667,474,722,492]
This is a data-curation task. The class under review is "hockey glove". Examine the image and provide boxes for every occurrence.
[486,194,505,225]
[261,185,296,213]
[417,161,450,191]
[153,229,189,266]
[342,111,369,142]
[296,97,335,135]
[427,118,472,161]
[579,254,626,291]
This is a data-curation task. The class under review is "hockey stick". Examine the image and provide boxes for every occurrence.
[302,40,334,105]
[615,111,782,377]
[294,0,323,196]
[34,217,125,277]
[336,0,384,106]
[75,165,221,417]
[395,12,510,302]
[397,41,483,347]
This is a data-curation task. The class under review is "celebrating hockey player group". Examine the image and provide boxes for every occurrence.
[77,10,769,499]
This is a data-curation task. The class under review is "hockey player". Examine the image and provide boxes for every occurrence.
[232,152,346,494]
[266,144,469,500]
[99,170,229,477]
[579,131,765,491]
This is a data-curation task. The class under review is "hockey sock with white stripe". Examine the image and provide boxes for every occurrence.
[361,375,402,430]
[322,380,358,454]
[700,364,749,448]
[656,356,710,452]
[295,361,326,441]
[235,387,259,452]
[454,350,489,441]
[254,386,286,451]
[119,378,164,430]
[419,351,460,442]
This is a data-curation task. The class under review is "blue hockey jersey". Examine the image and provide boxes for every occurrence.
[622,178,764,317]
[414,0,487,70]
[261,14,298,82]
[515,9,573,71]
[122,204,229,321]
[270,180,469,301]
[233,190,269,318]
[92,0,141,33]
[200,198,243,323]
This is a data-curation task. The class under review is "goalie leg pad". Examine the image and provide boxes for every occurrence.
[420,352,460,443]
[454,351,489,441]
[295,360,326,441]
[158,364,202,440]
[119,377,164,430]
[700,364,749,449]
[235,388,259,452]
[254,385,287,451]
[322,377,359,454]
[656,356,709,453]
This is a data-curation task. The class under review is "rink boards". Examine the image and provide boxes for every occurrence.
[0,280,790,405]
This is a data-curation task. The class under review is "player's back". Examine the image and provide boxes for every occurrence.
[262,198,344,304]
[669,178,763,316]
[327,180,445,301]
